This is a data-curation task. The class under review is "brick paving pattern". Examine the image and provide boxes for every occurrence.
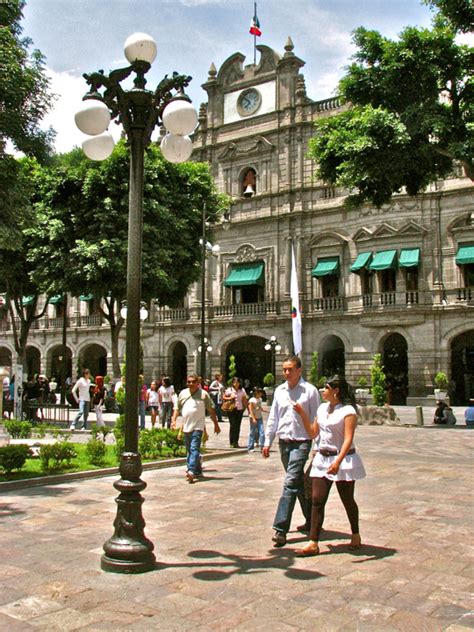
[0,423,472,630]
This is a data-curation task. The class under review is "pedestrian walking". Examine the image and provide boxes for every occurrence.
[223,377,248,448]
[159,376,175,429]
[209,373,225,425]
[70,369,92,430]
[92,375,107,427]
[293,375,366,557]
[146,380,160,428]
[262,356,320,548]
[247,387,265,452]
[171,373,220,484]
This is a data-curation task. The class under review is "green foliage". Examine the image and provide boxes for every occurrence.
[370,354,387,406]
[424,0,474,32]
[0,444,31,473]
[138,428,185,460]
[86,438,106,466]
[228,354,237,382]
[357,376,369,388]
[318,376,328,389]
[263,372,275,387]
[434,371,449,389]
[113,414,125,461]
[309,352,319,386]
[39,439,77,471]
[4,419,32,439]
[90,423,111,442]
[308,9,474,207]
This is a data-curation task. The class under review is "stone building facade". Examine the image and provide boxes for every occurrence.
[1,41,473,404]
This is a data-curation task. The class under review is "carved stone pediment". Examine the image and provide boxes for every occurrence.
[398,220,427,236]
[236,244,258,262]
[255,45,281,75]
[353,227,374,242]
[217,53,245,86]
[372,223,397,238]
[218,136,275,160]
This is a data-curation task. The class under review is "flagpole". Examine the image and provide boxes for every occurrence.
[253,2,257,65]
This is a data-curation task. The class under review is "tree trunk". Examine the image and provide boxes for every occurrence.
[110,321,124,379]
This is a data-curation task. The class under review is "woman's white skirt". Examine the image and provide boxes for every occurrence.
[310,451,366,482]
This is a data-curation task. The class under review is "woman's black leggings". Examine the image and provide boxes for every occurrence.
[309,476,359,541]
[228,409,244,446]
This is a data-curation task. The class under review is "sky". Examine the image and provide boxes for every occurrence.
[20,0,441,154]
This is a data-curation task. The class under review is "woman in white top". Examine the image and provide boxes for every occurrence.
[159,376,175,429]
[146,381,160,428]
[293,374,366,557]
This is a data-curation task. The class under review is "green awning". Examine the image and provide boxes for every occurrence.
[350,252,372,273]
[456,244,474,265]
[311,257,340,277]
[49,295,64,304]
[79,294,94,301]
[224,262,264,287]
[22,296,34,306]
[369,249,397,271]
[399,248,420,269]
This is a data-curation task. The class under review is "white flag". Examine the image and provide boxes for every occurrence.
[290,244,302,355]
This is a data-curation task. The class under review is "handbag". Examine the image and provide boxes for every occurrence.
[221,400,236,413]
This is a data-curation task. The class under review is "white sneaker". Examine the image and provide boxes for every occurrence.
[69,425,75,431]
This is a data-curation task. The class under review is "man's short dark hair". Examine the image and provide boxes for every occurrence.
[283,355,302,369]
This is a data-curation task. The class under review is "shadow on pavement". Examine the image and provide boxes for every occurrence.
[157,548,325,582]
[325,541,397,563]
[0,502,27,520]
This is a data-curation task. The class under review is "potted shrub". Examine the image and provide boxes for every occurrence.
[370,354,387,406]
[356,376,370,404]
[263,372,275,404]
[434,372,449,400]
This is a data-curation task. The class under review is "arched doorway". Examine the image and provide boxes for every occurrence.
[450,330,474,404]
[382,333,408,405]
[171,341,187,392]
[26,346,41,377]
[0,346,12,371]
[80,344,107,379]
[319,335,345,379]
[226,336,269,389]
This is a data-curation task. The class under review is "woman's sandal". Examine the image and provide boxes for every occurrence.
[295,542,320,557]
[349,534,361,550]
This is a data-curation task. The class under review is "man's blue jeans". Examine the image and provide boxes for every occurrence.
[139,400,146,429]
[184,429,203,476]
[248,418,265,450]
[72,400,90,429]
[273,440,311,534]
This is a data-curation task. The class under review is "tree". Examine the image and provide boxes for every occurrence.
[424,0,474,33]
[0,160,50,369]
[27,142,228,377]
[308,5,473,207]
[0,1,55,243]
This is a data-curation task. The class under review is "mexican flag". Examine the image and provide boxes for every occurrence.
[249,14,262,37]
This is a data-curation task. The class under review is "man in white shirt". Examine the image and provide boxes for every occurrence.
[70,369,92,430]
[263,356,320,547]
[171,373,220,483]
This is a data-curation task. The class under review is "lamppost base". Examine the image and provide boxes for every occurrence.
[101,452,156,574]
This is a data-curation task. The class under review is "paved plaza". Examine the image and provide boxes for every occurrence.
[0,419,472,631]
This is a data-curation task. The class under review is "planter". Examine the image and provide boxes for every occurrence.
[263,386,274,405]
[434,389,448,400]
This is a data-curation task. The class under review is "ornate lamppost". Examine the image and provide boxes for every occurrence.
[264,335,282,379]
[199,206,219,380]
[75,32,198,574]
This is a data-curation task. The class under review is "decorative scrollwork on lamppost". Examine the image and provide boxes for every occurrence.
[264,335,282,380]
[75,32,198,574]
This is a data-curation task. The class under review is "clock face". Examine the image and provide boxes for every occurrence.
[237,88,262,117]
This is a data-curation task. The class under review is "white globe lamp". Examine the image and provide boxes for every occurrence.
[82,132,115,161]
[160,133,193,163]
[124,33,157,64]
[162,99,198,136]
[75,100,111,136]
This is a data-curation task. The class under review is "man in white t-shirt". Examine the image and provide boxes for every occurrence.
[70,368,92,430]
[171,373,220,483]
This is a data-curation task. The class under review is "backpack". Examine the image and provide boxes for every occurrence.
[443,408,457,425]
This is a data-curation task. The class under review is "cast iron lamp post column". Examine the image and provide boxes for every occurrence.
[75,32,197,574]
[264,335,282,379]
[199,206,219,380]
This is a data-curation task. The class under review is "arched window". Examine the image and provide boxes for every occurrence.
[241,168,257,197]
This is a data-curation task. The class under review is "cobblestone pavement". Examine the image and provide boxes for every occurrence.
[0,424,472,631]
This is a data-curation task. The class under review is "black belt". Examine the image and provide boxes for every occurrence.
[319,448,356,457]
[279,438,311,445]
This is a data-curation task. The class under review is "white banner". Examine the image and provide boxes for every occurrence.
[290,244,302,355]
